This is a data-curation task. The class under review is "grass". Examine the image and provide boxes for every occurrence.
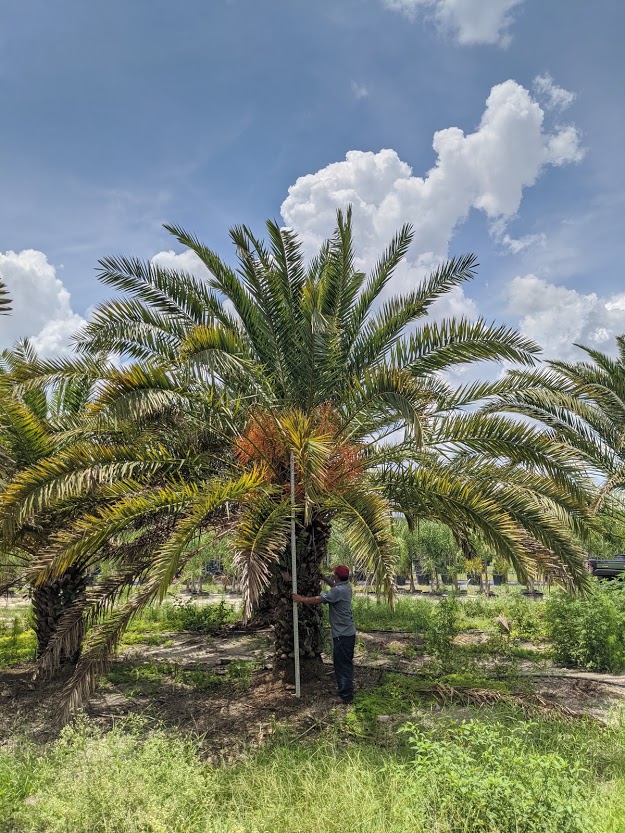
[105,658,256,696]
[3,590,625,831]
[353,591,548,640]
[2,709,624,833]
[0,614,36,670]
[342,671,520,738]
[353,595,433,632]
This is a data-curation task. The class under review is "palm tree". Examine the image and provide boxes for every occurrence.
[0,346,235,669]
[1,211,594,710]
[0,341,97,658]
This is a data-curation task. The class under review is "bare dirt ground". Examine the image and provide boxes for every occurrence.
[2,626,625,760]
[0,628,380,762]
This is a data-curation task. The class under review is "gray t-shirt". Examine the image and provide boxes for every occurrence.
[321,581,356,638]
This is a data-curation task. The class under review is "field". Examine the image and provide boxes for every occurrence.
[3,585,625,832]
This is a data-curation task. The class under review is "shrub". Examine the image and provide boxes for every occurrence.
[163,598,238,633]
[398,719,588,833]
[425,594,459,671]
[507,596,547,642]
[545,582,625,672]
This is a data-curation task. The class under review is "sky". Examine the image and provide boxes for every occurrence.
[1,0,624,363]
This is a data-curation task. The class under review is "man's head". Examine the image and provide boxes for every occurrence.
[333,565,350,581]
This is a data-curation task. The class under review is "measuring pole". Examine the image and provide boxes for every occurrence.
[290,451,301,698]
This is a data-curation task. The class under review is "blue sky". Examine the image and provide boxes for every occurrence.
[1,0,624,360]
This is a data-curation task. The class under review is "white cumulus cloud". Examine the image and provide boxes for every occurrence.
[151,248,211,279]
[383,0,523,45]
[507,274,625,361]
[0,249,85,356]
[499,232,547,255]
[281,79,583,289]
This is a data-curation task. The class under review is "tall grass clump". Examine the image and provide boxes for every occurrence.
[2,719,209,833]
[545,581,625,671]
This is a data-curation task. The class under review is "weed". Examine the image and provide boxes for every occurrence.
[164,598,239,633]
[398,719,587,833]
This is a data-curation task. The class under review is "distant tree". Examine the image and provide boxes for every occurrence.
[414,520,462,589]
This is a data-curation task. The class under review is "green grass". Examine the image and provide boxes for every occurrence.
[353,595,433,632]
[342,672,516,737]
[353,592,548,642]
[105,658,256,696]
[0,615,36,670]
[2,711,623,833]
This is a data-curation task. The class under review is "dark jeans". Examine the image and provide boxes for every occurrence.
[332,634,355,702]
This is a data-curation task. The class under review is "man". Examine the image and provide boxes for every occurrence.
[292,564,355,704]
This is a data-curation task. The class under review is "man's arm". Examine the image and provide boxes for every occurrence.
[320,572,337,587]
[292,594,322,604]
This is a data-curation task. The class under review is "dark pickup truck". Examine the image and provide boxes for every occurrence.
[586,554,625,578]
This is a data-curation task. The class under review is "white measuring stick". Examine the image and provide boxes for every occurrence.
[290,451,301,698]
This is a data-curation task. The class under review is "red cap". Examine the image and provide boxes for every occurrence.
[333,565,350,579]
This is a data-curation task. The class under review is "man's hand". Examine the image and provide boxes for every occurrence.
[292,593,322,604]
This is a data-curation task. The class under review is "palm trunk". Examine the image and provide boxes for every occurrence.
[32,564,87,663]
[273,513,330,682]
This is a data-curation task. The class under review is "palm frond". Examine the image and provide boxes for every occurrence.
[232,494,292,619]
[343,222,413,352]
[0,278,11,315]
[324,484,396,603]
[392,318,540,378]
[347,254,479,375]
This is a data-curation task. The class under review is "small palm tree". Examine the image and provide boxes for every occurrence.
[0,341,97,657]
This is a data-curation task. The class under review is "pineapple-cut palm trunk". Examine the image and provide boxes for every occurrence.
[32,564,87,663]
[273,514,331,682]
